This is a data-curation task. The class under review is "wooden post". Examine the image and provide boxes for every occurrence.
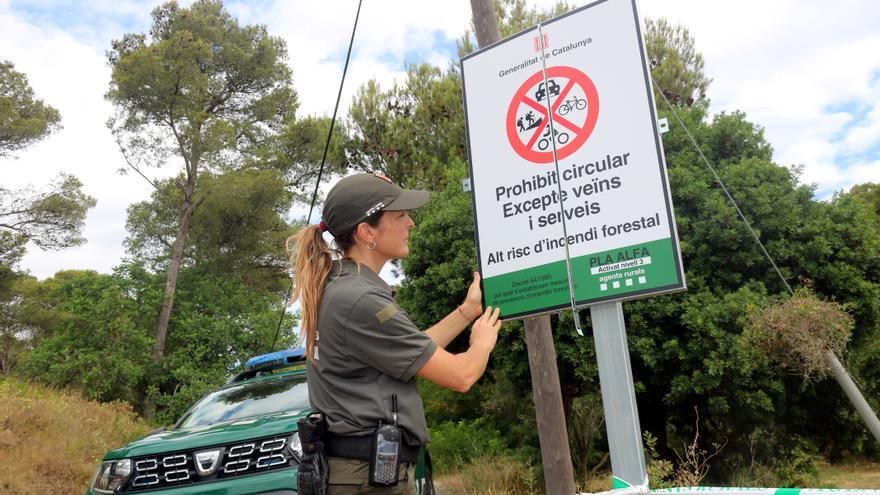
[469,2,576,493]
[524,316,578,495]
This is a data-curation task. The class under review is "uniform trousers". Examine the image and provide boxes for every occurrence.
[327,457,415,494]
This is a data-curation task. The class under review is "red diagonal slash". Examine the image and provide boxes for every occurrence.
[505,66,600,163]
[522,79,585,149]
[548,79,586,134]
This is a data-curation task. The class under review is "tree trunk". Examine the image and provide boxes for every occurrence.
[470,0,501,50]
[152,174,198,361]
[0,346,11,375]
[525,316,577,495]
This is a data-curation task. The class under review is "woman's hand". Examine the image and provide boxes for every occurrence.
[470,306,501,351]
[418,305,504,392]
[461,272,483,320]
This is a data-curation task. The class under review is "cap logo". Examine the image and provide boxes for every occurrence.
[373,172,393,183]
[365,201,386,217]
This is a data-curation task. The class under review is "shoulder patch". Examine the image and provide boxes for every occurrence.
[375,303,399,324]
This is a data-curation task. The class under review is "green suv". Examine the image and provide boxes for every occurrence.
[87,349,310,494]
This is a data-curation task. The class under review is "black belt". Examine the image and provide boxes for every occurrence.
[324,434,420,463]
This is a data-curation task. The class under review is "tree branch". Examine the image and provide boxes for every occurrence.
[113,134,161,191]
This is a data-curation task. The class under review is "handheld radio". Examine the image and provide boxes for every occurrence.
[369,394,401,486]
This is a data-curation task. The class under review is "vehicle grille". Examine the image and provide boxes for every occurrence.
[124,434,296,492]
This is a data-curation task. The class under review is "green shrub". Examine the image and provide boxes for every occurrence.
[429,418,508,473]
[644,431,675,488]
[772,438,820,487]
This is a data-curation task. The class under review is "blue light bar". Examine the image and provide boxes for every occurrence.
[244,348,306,373]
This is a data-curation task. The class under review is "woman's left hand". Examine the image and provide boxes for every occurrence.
[461,272,483,320]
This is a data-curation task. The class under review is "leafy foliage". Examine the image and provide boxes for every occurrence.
[19,270,153,404]
[106,0,297,170]
[847,182,880,217]
[9,0,310,423]
[0,173,96,255]
[17,262,296,422]
[258,114,348,201]
[429,417,509,472]
[343,65,469,190]
[0,172,95,374]
[0,60,61,157]
[125,168,293,284]
[0,62,93,290]
[0,274,60,375]
[644,19,711,109]
[143,263,296,423]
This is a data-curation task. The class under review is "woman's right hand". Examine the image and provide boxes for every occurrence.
[470,306,502,351]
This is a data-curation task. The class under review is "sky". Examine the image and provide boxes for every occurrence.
[2,0,879,280]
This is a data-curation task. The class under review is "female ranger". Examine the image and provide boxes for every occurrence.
[287,173,503,494]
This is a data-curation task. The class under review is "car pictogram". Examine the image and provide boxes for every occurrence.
[534,79,560,102]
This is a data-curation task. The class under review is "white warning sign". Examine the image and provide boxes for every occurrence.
[461,0,685,319]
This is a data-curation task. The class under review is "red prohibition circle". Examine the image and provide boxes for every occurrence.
[506,66,600,164]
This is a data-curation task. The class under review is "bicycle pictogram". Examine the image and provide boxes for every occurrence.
[558,96,587,116]
[506,66,600,164]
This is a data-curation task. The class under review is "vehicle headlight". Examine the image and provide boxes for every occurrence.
[90,458,131,493]
[289,432,303,460]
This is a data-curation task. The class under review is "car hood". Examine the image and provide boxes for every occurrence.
[105,409,310,459]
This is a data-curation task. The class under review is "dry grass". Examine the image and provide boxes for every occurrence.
[816,458,880,489]
[579,471,614,493]
[434,453,542,495]
[433,455,614,495]
[0,377,152,494]
[435,457,880,493]
[747,289,853,381]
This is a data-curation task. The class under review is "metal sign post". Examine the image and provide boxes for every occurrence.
[592,301,648,489]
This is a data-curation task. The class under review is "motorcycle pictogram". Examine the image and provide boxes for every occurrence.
[537,126,569,150]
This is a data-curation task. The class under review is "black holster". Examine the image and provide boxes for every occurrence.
[297,412,329,495]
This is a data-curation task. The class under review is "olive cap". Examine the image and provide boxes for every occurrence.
[322,173,429,236]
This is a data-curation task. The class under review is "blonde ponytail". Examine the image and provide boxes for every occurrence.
[286,224,334,360]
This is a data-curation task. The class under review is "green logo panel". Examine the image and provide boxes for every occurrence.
[483,237,683,318]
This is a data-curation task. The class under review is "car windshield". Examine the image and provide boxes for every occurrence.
[176,373,309,429]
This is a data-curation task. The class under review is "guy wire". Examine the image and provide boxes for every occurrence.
[653,80,794,296]
[271,0,364,351]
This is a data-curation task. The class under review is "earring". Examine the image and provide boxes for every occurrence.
[367,240,376,250]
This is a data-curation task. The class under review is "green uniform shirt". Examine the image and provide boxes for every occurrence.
[307,260,438,446]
